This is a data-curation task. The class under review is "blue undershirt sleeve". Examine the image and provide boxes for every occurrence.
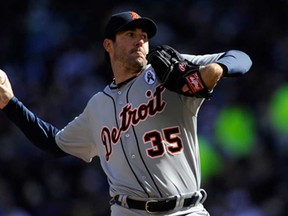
[2,97,68,157]
[216,50,252,77]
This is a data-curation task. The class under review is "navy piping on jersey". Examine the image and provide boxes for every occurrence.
[109,75,138,90]
[103,90,149,196]
[126,82,163,198]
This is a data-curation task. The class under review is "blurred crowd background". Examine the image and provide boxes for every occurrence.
[1,0,288,215]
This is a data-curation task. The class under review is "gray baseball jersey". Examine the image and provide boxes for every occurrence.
[55,53,224,215]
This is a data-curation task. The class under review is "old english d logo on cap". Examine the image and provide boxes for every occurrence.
[130,11,140,20]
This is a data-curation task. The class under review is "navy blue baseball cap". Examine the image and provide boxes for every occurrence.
[104,11,157,39]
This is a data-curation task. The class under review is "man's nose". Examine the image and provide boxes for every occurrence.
[136,39,144,47]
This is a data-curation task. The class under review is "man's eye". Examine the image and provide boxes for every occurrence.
[142,34,148,40]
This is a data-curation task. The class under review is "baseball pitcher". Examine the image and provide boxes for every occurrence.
[0,11,252,216]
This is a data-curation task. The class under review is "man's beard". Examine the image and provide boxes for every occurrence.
[130,56,147,72]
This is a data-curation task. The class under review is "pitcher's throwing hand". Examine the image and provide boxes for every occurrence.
[0,70,14,109]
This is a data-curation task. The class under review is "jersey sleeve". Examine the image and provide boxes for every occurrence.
[182,50,252,75]
[2,96,98,162]
[55,97,98,163]
[182,52,225,65]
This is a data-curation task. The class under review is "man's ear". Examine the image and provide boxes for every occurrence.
[103,39,112,52]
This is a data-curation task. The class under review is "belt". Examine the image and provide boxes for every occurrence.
[112,189,207,213]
